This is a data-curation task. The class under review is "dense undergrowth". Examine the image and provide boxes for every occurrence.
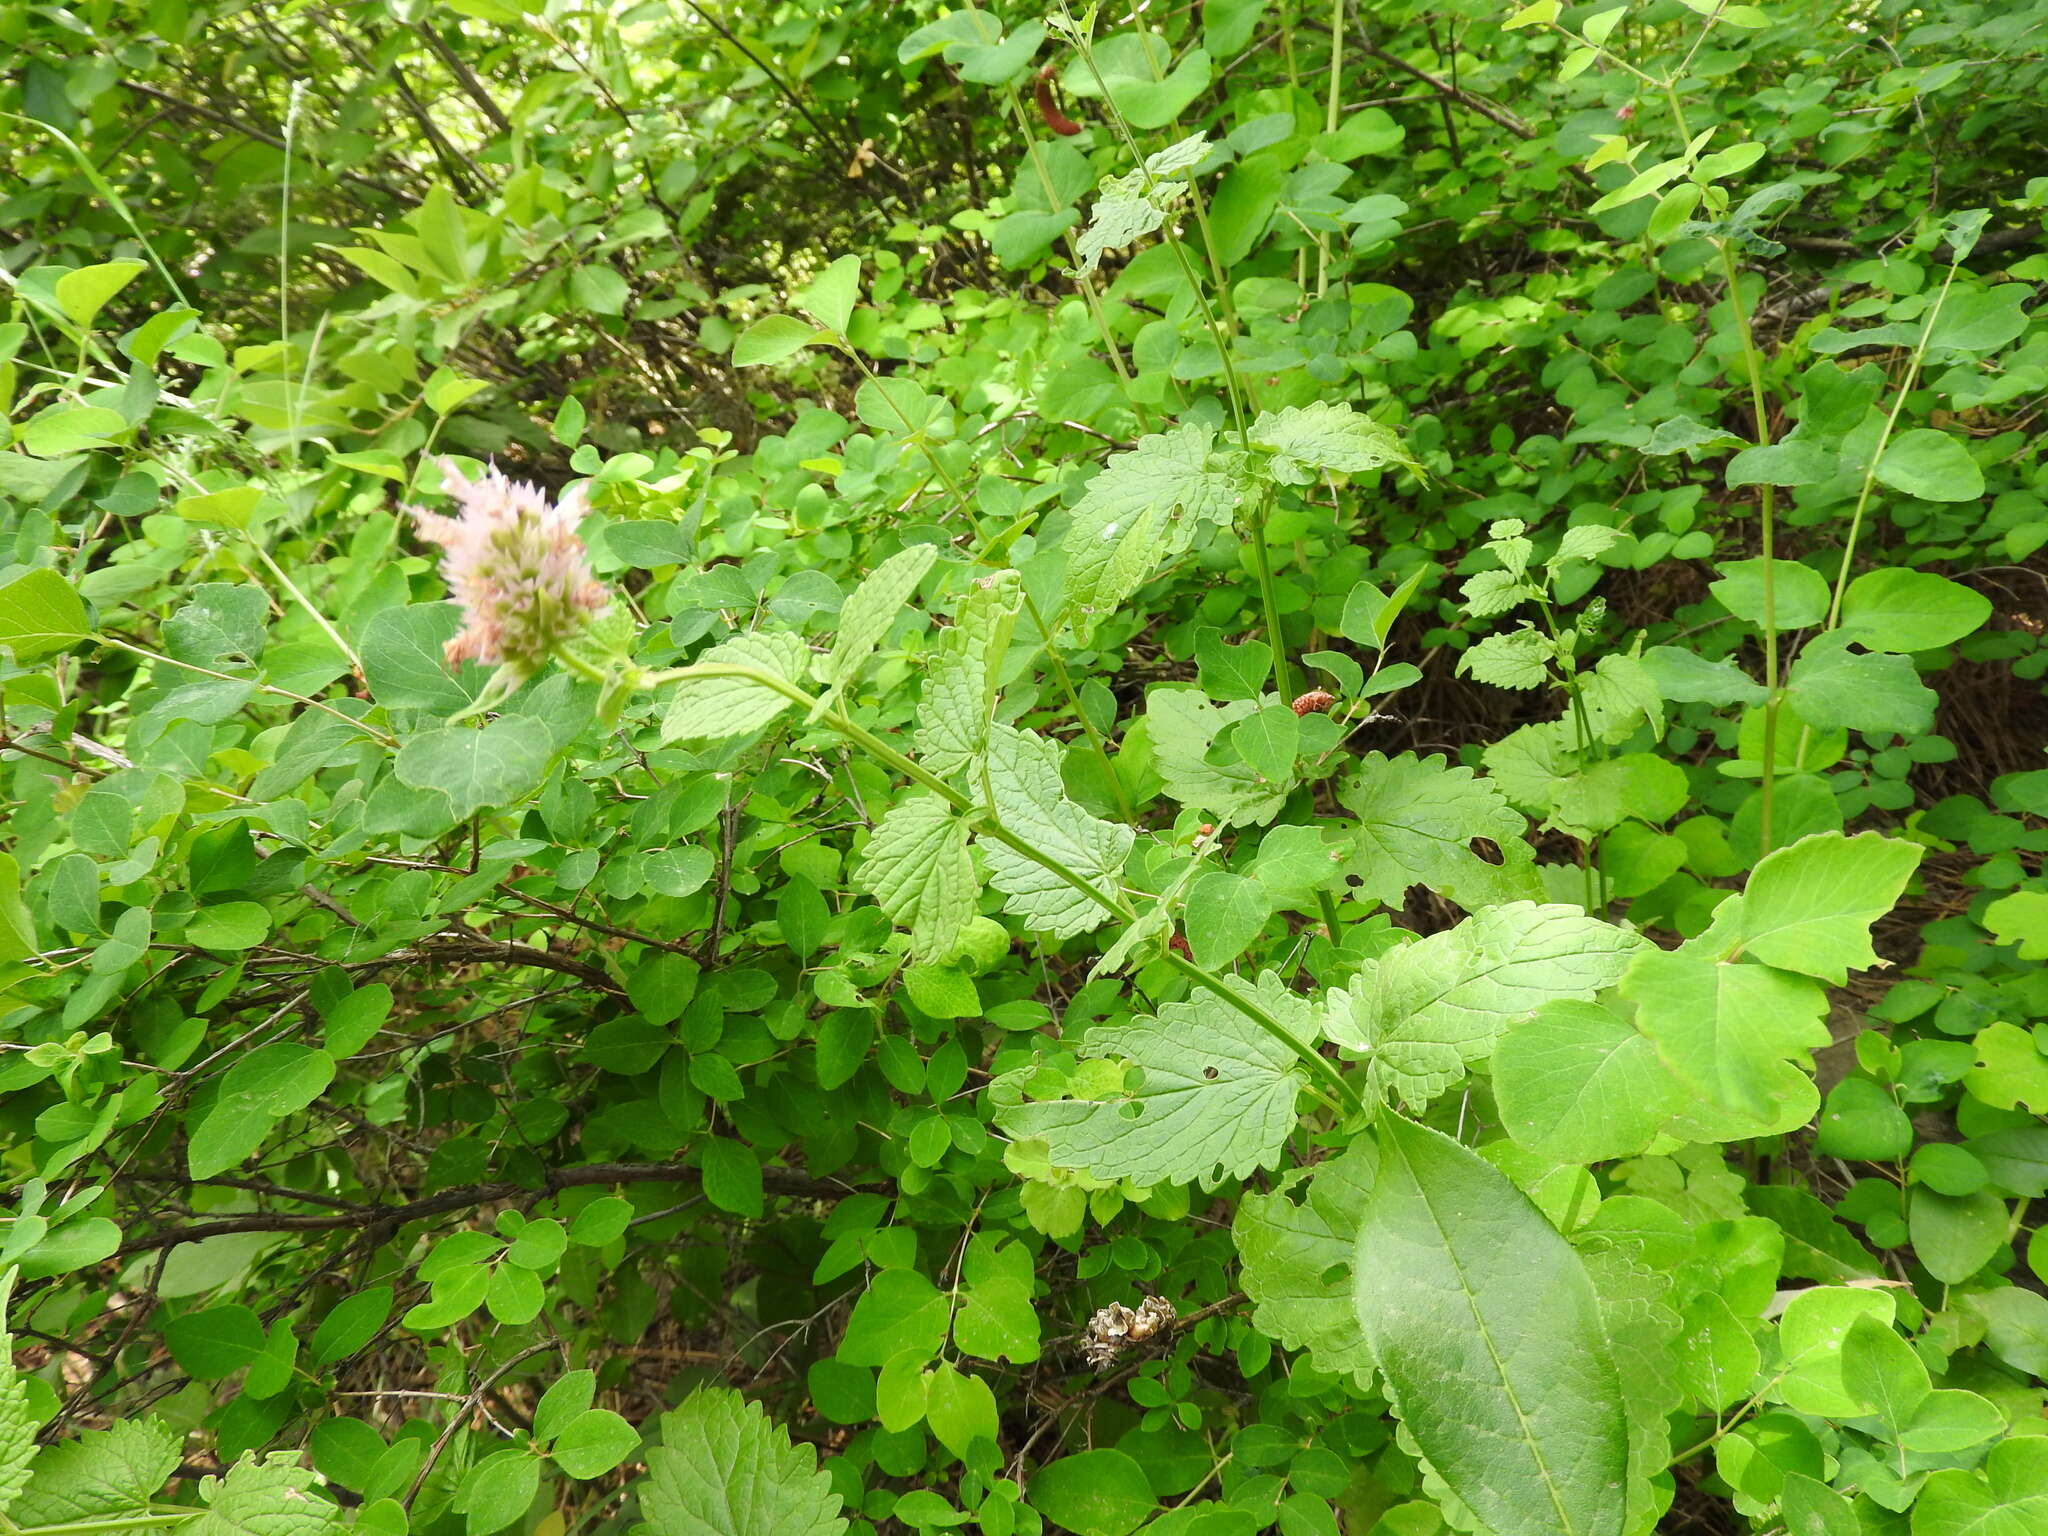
[3,2,2047,1534]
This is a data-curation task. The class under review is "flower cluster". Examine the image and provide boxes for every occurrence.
[409,459,608,679]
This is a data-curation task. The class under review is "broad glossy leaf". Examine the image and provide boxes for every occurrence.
[1352,1116,1627,1536]
[1738,831,1922,984]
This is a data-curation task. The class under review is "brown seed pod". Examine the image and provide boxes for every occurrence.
[1035,64,1082,136]
[1290,690,1336,716]
[1168,933,1192,958]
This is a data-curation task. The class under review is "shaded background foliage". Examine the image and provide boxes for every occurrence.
[4,1,2048,1535]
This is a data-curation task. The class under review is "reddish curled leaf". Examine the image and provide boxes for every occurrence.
[1035,65,1081,136]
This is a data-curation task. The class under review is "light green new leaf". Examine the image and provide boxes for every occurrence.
[1337,752,1543,913]
[1071,173,1170,279]
[1574,1201,1685,1534]
[817,544,938,701]
[1058,426,1239,644]
[54,260,148,328]
[661,631,811,743]
[1148,688,1286,827]
[857,795,975,960]
[637,1388,846,1536]
[978,725,1131,938]
[1326,903,1646,1109]
[731,314,830,368]
[1622,934,1829,1127]
[0,1307,34,1517]
[1739,831,1922,984]
[1837,568,1992,653]
[1249,400,1416,486]
[996,974,1314,1188]
[188,1455,338,1536]
[1493,999,1685,1163]
[1912,1433,2048,1536]
[915,570,1023,780]
[1233,1143,1378,1388]
[798,254,861,335]
[1874,428,1984,502]
[10,1419,181,1527]
[0,567,91,660]
[1352,1116,1627,1536]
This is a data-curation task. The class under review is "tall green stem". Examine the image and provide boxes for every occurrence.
[1718,240,1780,853]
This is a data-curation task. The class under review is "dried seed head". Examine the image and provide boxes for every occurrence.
[409,459,609,678]
[1290,689,1336,716]
[1080,1296,1178,1369]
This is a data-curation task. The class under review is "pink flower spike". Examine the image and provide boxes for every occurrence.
[409,459,609,677]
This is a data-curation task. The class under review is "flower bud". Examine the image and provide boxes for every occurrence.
[409,459,609,679]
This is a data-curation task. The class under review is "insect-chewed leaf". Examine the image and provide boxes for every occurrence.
[857,794,975,960]
[995,973,1314,1188]
[1057,426,1239,645]
[977,724,1132,938]
[1352,1116,1628,1536]
[660,630,811,742]
[1336,751,1543,913]
[637,1388,846,1536]
[1325,902,1647,1109]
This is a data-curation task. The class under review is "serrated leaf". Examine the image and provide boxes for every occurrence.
[978,725,1132,938]
[1057,426,1239,644]
[816,544,938,705]
[915,570,1024,780]
[1336,752,1543,914]
[1326,903,1646,1109]
[1249,401,1415,486]
[189,1455,339,1536]
[661,631,811,743]
[637,1388,846,1536]
[1147,688,1286,827]
[10,1419,181,1527]
[1234,1144,1378,1388]
[1352,1116,1627,1536]
[1458,627,1553,689]
[857,795,975,960]
[996,973,1313,1188]
[0,1313,35,1517]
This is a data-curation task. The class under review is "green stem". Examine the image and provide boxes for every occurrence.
[1159,948,1363,1115]
[1246,484,1293,700]
[1019,587,1136,822]
[1718,238,1780,853]
[1319,0,1346,297]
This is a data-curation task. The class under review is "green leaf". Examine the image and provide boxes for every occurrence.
[1228,702,1299,788]
[1783,632,1936,736]
[0,567,90,660]
[1837,568,1992,652]
[838,1269,949,1367]
[395,717,554,821]
[0,1308,36,1517]
[1057,426,1239,645]
[1493,999,1686,1162]
[914,569,1023,780]
[1183,871,1271,969]
[1233,1144,1378,1388]
[54,260,148,328]
[551,1410,638,1479]
[978,724,1132,939]
[995,973,1312,1188]
[175,486,265,531]
[661,631,811,742]
[1738,831,1923,984]
[1913,1436,2048,1536]
[1874,428,1984,502]
[798,254,861,334]
[312,1287,393,1367]
[189,1455,340,1536]
[634,1392,843,1536]
[1147,688,1286,827]
[360,604,483,714]
[857,795,975,961]
[186,901,272,951]
[699,1138,763,1219]
[732,314,828,368]
[10,1419,181,1527]
[1071,173,1172,279]
[1324,902,1646,1109]
[1248,401,1415,485]
[0,853,35,964]
[817,544,937,699]
[953,1237,1040,1365]
[1024,1448,1157,1536]
[455,1448,537,1536]
[188,1042,336,1179]
[923,1363,998,1461]
[166,1305,268,1379]
[1351,1116,1627,1536]
[1710,558,1832,631]
[1336,752,1543,914]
